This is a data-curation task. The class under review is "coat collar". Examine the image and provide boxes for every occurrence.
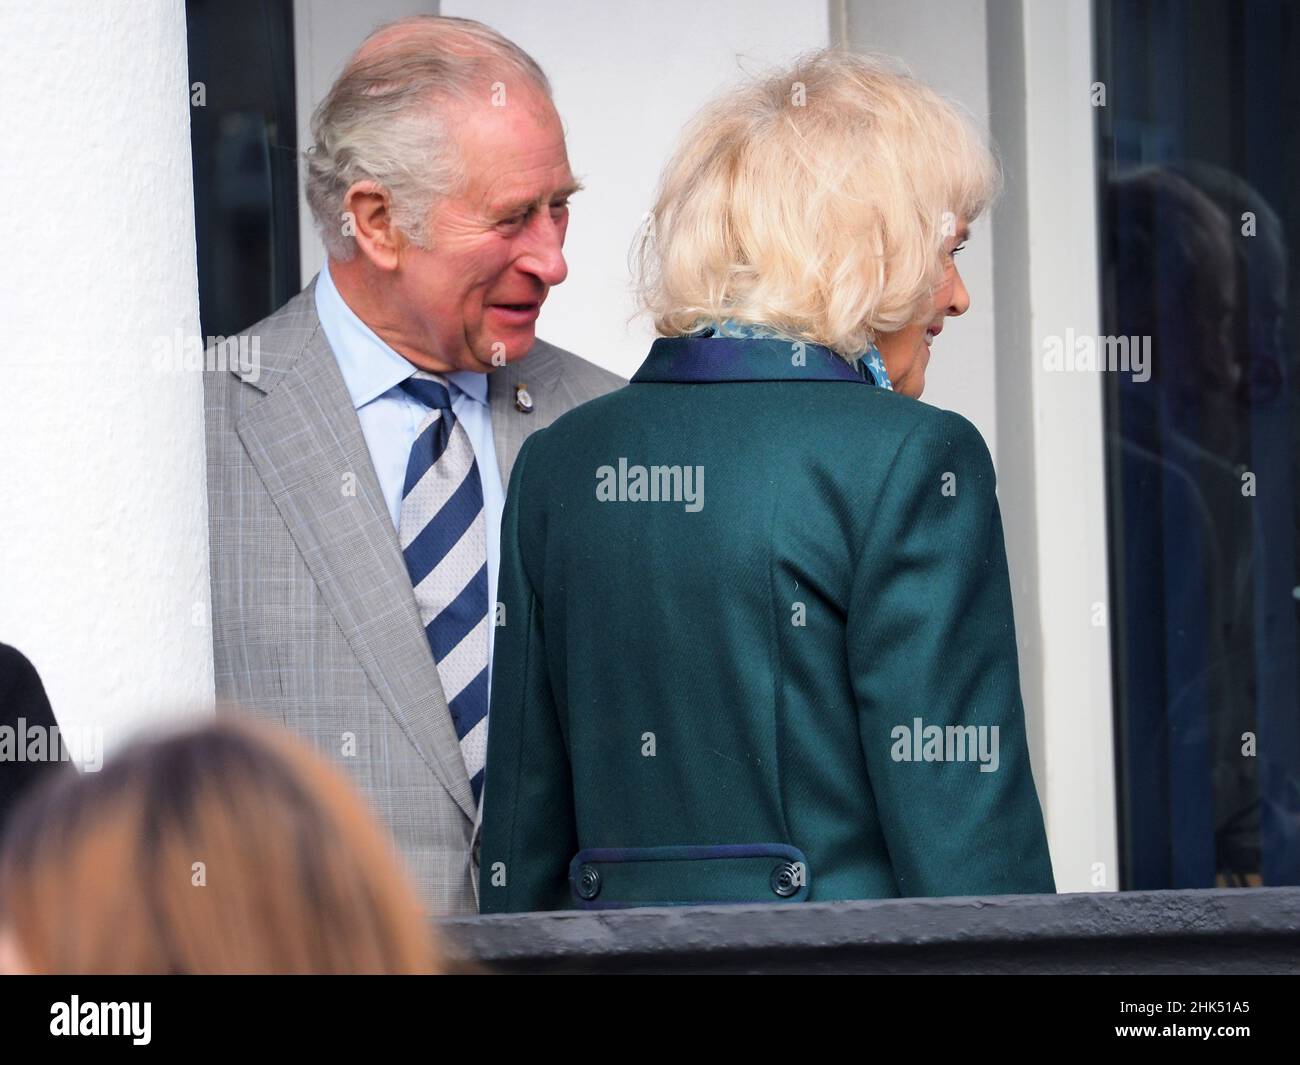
[632,335,875,385]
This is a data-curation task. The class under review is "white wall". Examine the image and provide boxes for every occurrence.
[0,0,214,759]
[442,0,833,378]
[998,0,1118,893]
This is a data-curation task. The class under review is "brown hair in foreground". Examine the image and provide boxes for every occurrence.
[0,715,441,974]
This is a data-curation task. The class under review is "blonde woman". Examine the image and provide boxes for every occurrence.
[0,717,444,973]
[479,50,1054,911]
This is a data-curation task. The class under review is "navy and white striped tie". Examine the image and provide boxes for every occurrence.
[398,371,489,804]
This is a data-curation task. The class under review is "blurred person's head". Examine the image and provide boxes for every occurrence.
[1168,161,1289,406]
[306,15,576,374]
[1106,166,1238,404]
[635,48,998,397]
[0,716,441,974]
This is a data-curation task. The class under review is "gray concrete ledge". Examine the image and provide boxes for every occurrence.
[437,888,1300,973]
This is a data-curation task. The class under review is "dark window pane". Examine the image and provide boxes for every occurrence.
[1096,0,1300,888]
[186,0,299,340]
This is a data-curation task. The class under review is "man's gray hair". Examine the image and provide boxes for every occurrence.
[305,16,552,261]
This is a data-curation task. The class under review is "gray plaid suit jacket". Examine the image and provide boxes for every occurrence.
[203,279,624,915]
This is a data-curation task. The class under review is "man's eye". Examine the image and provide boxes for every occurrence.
[499,207,534,227]
[550,200,570,214]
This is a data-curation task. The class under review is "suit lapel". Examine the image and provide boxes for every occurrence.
[236,314,477,823]
[488,341,567,485]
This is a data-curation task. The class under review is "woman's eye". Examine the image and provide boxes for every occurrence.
[951,243,967,257]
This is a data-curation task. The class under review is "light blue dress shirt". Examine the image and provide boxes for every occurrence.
[314,262,506,671]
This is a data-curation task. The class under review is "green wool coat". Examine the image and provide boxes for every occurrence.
[478,335,1055,912]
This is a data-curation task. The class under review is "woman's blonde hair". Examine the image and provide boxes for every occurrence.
[0,716,442,974]
[635,48,999,355]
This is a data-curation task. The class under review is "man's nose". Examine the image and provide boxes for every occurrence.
[947,268,970,317]
[517,217,568,288]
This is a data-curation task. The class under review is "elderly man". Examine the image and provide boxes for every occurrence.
[204,16,622,915]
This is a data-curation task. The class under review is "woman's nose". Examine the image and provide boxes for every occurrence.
[947,268,971,317]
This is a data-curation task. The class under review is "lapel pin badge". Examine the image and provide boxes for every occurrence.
[514,383,534,414]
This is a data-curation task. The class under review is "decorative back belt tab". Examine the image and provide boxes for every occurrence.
[567,843,811,909]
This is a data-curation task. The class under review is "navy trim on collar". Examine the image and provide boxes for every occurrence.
[632,336,871,385]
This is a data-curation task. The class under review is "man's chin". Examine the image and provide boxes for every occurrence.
[474,329,537,370]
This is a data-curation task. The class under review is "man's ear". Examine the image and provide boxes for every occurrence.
[342,180,404,270]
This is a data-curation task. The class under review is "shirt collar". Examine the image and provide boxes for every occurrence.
[316,262,490,410]
[446,366,489,404]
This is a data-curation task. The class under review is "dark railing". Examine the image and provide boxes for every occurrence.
[438,888,1300,973]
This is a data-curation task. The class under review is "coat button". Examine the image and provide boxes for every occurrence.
[770,861,801,897]
[576,864,602,900]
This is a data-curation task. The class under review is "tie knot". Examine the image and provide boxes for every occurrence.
[400,372,454,411]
